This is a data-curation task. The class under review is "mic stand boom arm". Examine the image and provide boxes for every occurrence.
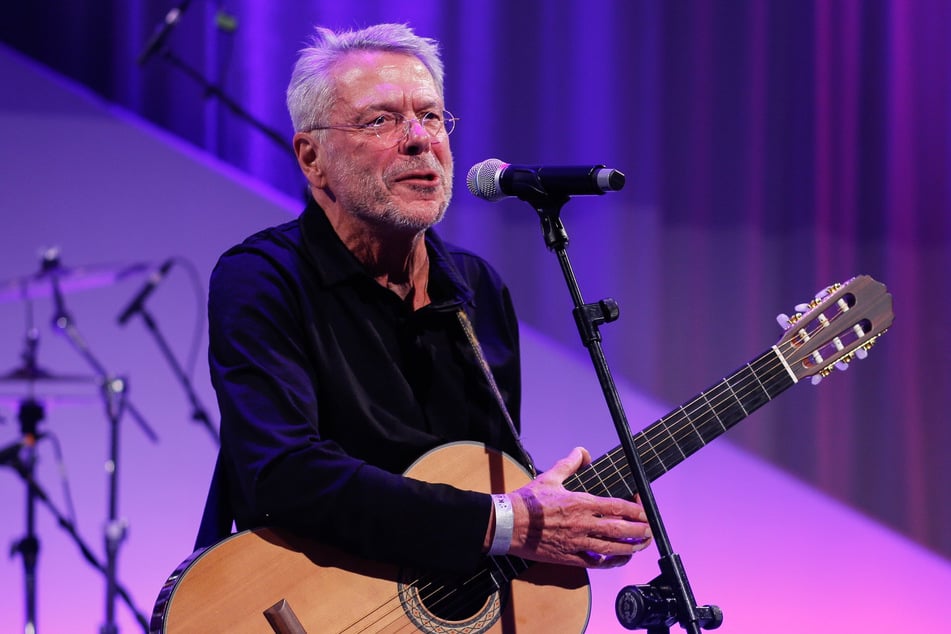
[158,50,294,158]
[134,306,219,444]
[523,189,720,634]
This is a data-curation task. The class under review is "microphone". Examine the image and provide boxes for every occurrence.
[137,0,192,65]
[117,259,175,326]
[0,433,44,472]
[467,158,625,202]
[0,440,25,469]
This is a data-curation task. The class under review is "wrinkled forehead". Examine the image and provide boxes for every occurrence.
[330,50,441,112]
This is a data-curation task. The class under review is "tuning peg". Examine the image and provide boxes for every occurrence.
[835,360,850,372]
[794,303,811,313]
[855,347,868,360]
[815,282,842,301]
[810,364,836,385]
[776,313,792,329]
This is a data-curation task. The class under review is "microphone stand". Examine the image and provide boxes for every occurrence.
[44,256,157,634]
[519,190,721,633]
[2,447,149,633]
[133,306,218,444]
[9,398,44,634]
[157,49,295,159]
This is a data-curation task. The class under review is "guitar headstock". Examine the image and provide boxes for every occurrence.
[775,275,894,385]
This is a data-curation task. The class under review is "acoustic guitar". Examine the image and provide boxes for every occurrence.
[151,275,893,633]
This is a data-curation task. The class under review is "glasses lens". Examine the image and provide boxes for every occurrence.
[375,111,456,142]
[442,110,456,136]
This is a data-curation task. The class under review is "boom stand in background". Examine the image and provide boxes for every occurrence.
[41,252,157,634]
[522,188,722,634]
[126,304,218,445]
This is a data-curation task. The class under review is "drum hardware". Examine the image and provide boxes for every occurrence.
[2,249,153,633]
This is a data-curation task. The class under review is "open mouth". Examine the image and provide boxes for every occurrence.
[394,170,439,185]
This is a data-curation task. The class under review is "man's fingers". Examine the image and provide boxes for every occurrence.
[544,446,589,483]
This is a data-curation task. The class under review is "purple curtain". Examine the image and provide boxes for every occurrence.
[3,0,949,563]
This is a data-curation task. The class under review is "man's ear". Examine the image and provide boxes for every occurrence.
[293,132,327,188]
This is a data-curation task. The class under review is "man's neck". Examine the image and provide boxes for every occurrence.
[322,203,432,309]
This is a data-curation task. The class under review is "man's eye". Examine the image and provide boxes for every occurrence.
[367,114,393,128]
[419,111,441,123]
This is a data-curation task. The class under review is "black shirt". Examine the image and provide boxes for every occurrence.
[203,199,524,571]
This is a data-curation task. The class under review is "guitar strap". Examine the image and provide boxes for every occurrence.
[456,309,538,478]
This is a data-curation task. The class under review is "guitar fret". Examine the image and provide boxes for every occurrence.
[667,411,691,459]
[700,390,727,431]
[754,350,792,399]
[635,432,668,474]
[605,450,635,497]
[722,376,750,416]
[590,462,611,496]
[748,362,771,400]
[669,406,704,458]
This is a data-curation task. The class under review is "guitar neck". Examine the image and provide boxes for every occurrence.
[564,346,796,498]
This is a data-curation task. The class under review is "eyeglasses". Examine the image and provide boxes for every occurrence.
[310,110,458,144]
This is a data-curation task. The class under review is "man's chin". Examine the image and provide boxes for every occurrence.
[392,197,450,230]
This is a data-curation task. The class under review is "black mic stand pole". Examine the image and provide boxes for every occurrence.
[134,306,218,444]
[523,191,720,634]
[2,450,150,633]
[43,254,156,634]
[157,49,295,159]
[9,397,44,634]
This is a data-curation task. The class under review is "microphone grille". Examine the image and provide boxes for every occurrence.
[466,158,506,202]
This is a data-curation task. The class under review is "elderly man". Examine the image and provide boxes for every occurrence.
[199,21,650,605]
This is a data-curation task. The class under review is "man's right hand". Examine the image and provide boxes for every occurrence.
[506,447,653,568]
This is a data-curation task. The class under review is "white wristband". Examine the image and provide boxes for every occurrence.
[488,494,514,556]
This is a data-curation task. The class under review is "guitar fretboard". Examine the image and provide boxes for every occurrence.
[484,346,796,589]
[566,346,795,499]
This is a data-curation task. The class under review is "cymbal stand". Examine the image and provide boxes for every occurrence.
[9,396,44,634]
[44,254,155,634]
[2,430,149,633]
[5,291,48,634]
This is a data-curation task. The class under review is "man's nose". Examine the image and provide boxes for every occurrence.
[401,119,434,155]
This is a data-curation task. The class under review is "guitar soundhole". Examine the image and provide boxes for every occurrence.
[398,570,507,633]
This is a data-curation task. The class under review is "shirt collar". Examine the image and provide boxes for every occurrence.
[299,198,475,311]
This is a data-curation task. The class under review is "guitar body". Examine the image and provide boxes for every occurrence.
[152,442,591,633]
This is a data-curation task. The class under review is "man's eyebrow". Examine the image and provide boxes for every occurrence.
[354,98,441,114]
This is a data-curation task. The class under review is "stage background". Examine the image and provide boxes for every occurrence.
[1,1,949,632]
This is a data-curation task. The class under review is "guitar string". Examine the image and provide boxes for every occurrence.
[332,301,867,632]
[333,561,515,633]
[571,326,825,496]
[569,301,864,498]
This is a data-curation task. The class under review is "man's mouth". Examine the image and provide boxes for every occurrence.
[394,169,439,185]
